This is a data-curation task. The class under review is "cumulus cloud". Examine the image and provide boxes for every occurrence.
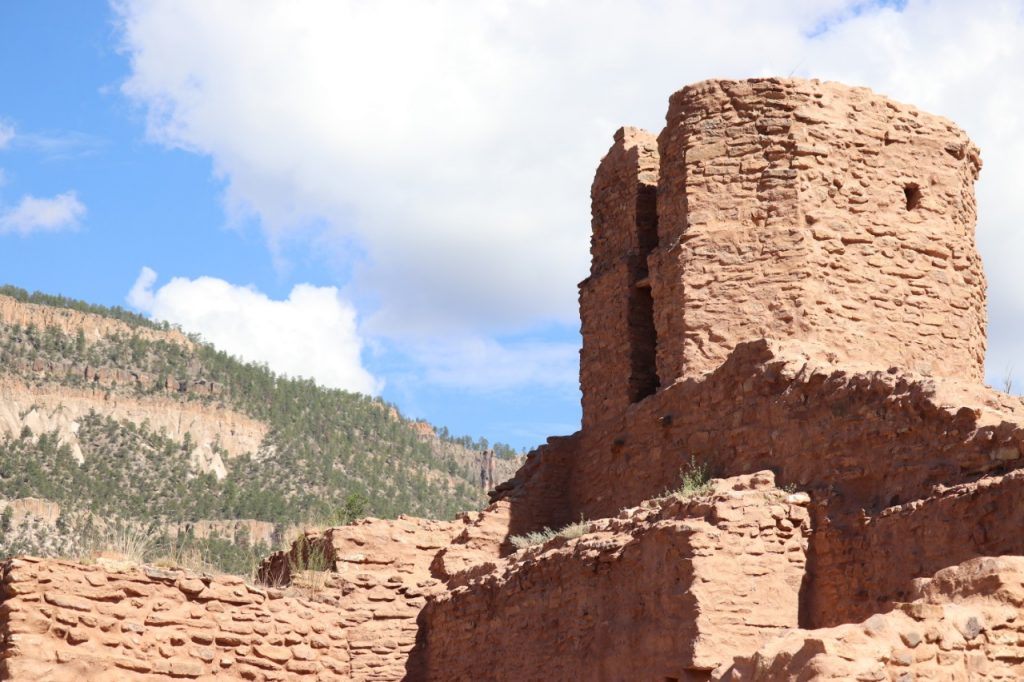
[112,1,1024,389]
[127,267,381,395]
[0,192,86,236]
[111,1,836,337]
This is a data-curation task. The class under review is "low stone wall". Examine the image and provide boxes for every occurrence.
[0,508,511,682]
[423,472,810,681]
[809,469,1024,627]
[1,558,361,681]
[731,556,1024,680]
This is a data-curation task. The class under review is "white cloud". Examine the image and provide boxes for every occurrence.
[112,1,1024,390]
[110,1,835,337]
[0,192,86,235]
[127,267,381,395]
[0,121,13,149]
[407,337,579,394]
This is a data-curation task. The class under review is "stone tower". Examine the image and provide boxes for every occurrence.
[581,78,986,428]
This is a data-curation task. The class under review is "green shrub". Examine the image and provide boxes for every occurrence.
[672,456,714,500]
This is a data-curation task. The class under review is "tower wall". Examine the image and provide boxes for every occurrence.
[580,127,660,428]
[652,78,985,385]
[580,78,987,423]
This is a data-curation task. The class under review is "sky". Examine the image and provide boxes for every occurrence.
[1,0,1024,450]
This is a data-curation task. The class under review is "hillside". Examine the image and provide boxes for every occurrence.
[0,286,521,573]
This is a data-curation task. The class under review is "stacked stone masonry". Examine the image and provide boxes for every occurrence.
[2,558,367,681]
[810,468,1024,628]
[585,79,985,427]
[0,510,510,681]
[732,556,1024,681]
[3,77,1024,680]
[500,339,1024,534]
[423,472,810,681]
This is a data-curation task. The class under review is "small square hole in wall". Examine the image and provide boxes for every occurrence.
[904,184,922,211]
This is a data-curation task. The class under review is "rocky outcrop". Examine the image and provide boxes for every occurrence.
[0,295,193,348]
[0,498,61,528]
[0,378,267,476]
[165,520,279,549]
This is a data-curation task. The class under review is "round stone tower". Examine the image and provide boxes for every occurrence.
[581,78,986,428]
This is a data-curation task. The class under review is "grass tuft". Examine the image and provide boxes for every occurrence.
[286,534,332,596]
[669,456,714,500]
[509,515,592,550]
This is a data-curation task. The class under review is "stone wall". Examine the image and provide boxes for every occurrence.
[2,558,359,681]
[647,78,985,385]
[809,469,1024,628]
[491,434,579,538]
[731,556,1024,681]
[499,339,1024,529]
[580,126,660,427]
[425,473,810,681]
[0,510,514,681]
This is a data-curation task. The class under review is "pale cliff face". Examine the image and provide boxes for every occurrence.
[0,295,262,478]
[0,377,267,478]
[0,295,193,349]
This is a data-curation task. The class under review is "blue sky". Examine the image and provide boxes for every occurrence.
[3,1,1024,450]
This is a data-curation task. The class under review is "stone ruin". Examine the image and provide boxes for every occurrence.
[4,78,1024,681]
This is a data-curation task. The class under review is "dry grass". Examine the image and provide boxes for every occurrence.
[149,536,218,576]
[76,523,157,566]
[286,534,333,596]
[509,516,593,550]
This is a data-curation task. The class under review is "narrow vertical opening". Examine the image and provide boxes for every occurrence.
[904,184,922,211]
[629,284,658,401]
[629,183,660,402]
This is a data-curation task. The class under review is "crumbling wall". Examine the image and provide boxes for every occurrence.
[0,77,1013,682]
[492,434,580,540]
[500,339,1024,527]
[1,558,362,681]
[809,469,1024,628]
[580,127,661,427]
[0,509,511,682]
[730,556,1024,681]
[424,473,810,681]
